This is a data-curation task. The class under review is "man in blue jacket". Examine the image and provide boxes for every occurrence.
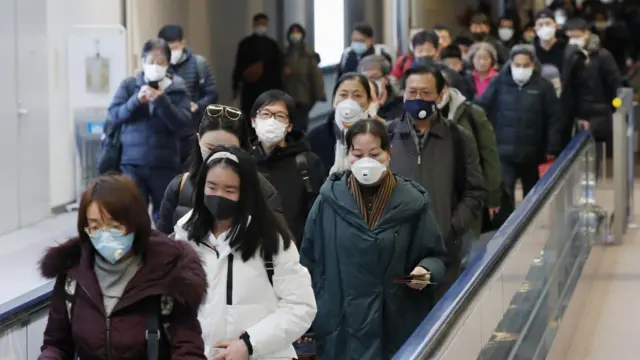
[158,25,218,168]
[107,38,191,223]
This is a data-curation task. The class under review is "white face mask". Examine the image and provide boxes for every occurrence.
[255,118,288,146]
[437,90,450,109]
[170,49,184,65]
[255,26,268,36]
[498,28,514,41]
[335,99,364,129]
[351,157,387,185]
[568,37,586,49]
[367,103,378,117]
[511,66,533,85]
[143,64,168,82]
[536,26,556,41]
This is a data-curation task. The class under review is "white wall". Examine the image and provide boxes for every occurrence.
[46,0,122,208]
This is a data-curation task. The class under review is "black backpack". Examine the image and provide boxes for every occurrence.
[294,154,319,210]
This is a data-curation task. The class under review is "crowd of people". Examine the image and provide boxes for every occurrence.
[38,4,631,360]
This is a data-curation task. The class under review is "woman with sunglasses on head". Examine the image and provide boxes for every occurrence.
[250,90,326,245]
[157,105,284,235]
[300,119,446,360]
[173,146,316,360]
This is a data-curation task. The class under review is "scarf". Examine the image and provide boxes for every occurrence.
[347,172,396,228]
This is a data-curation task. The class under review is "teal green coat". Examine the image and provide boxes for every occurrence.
[300,172,447,360]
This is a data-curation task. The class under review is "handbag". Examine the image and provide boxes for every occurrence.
[97,120,122,174]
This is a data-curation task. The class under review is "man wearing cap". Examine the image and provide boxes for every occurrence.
[476,45,563,201]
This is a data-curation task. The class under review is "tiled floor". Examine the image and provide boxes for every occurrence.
[0,212,77,306]
[548,185,640,360]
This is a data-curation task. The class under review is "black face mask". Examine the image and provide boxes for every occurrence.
[204,195,237,220]
[472,32,487,41]
[414,56,435,66]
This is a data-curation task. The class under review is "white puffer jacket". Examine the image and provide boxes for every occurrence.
[174,211,317,359]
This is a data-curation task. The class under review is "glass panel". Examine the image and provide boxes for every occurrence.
[0,307,49,360]
[433,142,597,360]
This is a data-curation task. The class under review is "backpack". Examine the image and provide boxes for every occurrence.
[294,154,318,208]
[194,55,207,88]
[388,119,466,200]
[64,275,173,360]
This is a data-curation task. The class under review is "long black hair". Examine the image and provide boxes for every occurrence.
[188,106,252,183]
[184,146,293,261]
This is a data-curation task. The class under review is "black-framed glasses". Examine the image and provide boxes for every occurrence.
[205,105,243,121]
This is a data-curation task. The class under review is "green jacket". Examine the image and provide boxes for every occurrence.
[445,88,501,228]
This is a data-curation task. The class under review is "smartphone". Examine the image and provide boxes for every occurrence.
[148,81,160,90]
[393,274,420,284]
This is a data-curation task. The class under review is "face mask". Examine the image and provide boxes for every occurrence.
[511,66,533,84]
[536,26,556,41]
[404,99,437,120]
[351,157,387,185]
[437,90,450,109]
[414,56,435,67]
[143,64,167,82]
[555,15,567,26]
[90,229,135,265]
[498,28,514,41]
[472,32,487,41]
[170,49,183,65]
[351,41,368,55]
[367,103,378,117]
[335,99,364,129]
[255,118,288,146]
[569,37,586,48]
[204,195,237,221]
[255,26,268,36]
[595,21,608,31]
[289,33,303,43]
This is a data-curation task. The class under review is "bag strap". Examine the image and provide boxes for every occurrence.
[194,55,207,85]
[464,102,484,169]
[294,154,314,195]
[179,172,189,193]
[146,299,161,360]
[264,253,274,286]
[449,122,466,201]
[64,276,77,322]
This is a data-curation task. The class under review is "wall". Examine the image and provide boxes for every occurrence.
[46,0,123,208]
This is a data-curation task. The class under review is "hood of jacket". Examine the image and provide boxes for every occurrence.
[252,129,311,163]
[39,230,207,309]
[443,88,467,121]
[586,33,602,54]
[319,171,430,230]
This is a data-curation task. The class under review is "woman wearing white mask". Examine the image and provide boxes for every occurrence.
[249,90,327,244]
[308,73,373,175]
[106,38,191,225]
[300,119,446,360]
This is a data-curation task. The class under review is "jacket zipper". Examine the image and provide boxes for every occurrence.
[106,317,112,360]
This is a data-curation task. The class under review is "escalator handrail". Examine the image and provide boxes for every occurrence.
[392,131,592,360]
[0,280,54,325]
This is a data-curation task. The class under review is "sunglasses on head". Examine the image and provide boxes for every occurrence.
[205,105,243,121]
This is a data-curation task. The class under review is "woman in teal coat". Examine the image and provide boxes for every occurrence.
[300,119,447,360]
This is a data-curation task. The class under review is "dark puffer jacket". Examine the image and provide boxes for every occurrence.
[107,72,191,169]
[477,65,564,164]
[39,232,207,360]
[157,172,285,235]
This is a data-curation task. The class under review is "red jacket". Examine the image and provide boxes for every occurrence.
[390,54,414,80]
[38,231,208,360]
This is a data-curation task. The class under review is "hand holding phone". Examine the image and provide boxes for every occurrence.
[396,267,433,291]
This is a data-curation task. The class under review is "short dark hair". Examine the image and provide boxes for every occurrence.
[453,34,474,47]
[534,9,555,22]
[471,13,491,25]
[185,146,293,261]
[253,13,269,22]
[189,106,250,177]
[287,23,306,38]
[440,45,462,60]
[353,22,374,38]
[78,175,152,256]
[346,119,391,152]
[565,17,589,31]
[332,73,373,102]
[250,90,296,122]
[412,30,439,49]
[402,65,446,93]
[433,24,450,33]
[158,25,184,42]
[141,38,171,62]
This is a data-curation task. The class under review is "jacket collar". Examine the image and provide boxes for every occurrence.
[444,88,467,122]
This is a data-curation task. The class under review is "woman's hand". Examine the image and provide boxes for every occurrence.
[212,339,249,360]
[406,266,431,291]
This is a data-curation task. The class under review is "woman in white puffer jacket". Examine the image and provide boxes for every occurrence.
[173,146,316,360]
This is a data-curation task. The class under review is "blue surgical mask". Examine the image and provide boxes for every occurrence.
[351,41,368,55]
[404,99,437,120]
[90,229,135,264]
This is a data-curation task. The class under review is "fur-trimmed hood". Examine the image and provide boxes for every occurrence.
[39,230,207,310]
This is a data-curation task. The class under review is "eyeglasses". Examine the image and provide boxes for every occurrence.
[206,105,243,121]
[84,223,127,236]
[256,110,288,122]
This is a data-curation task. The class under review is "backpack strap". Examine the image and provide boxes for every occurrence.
[294,154,314,196]
[64,275,77,322]
[464,102,484,169]
[179,172,189,193]
[448,122,466,202]
[146,299,161,360]
[194,55,207,86]
[264,253,274,286]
